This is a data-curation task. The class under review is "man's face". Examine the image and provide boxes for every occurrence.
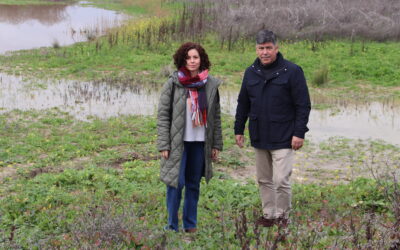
[256,42,279,66]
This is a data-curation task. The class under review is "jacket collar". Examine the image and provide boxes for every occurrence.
[250,52,287,81]
[252,52,284,71]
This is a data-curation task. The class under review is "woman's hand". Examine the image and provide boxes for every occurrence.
[212,148,220,161]
[161,150,170,159]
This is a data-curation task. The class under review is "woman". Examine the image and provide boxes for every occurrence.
[157,42,223,233]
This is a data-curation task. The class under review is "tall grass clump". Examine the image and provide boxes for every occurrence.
[312,65,329,87]
[96,1,212,51]
[51,40,60,49]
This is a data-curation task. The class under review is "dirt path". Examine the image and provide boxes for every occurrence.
[218,139,399,185]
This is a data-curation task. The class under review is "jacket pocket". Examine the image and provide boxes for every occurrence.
[269,109,295,122]
[269,120,294,143]
[248,115,259,142]
[248,79,262,86]
[247,80,263,99]
[270,75,289,85]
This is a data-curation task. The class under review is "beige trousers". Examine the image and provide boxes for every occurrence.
[255,148,294,219]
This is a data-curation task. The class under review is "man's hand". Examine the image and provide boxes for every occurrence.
[235,134,245,148]
[212,148,220,161]
[291,136,304,150]
[161,150,170,159]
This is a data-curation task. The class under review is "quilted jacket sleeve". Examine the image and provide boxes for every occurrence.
[157,78,174,152]
[212,89,223,151]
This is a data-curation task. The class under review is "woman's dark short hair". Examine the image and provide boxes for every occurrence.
[173,42,211,71]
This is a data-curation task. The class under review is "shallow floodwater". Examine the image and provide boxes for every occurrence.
[0,3,128,54]
[0,74,160,117]
[308,100,400,144]
[0,73,399,145]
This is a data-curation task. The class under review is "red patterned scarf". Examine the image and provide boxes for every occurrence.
[178,67,208,127]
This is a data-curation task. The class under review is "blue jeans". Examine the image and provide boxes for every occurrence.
[166,141,205,231]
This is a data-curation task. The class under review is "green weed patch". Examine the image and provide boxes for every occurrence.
[0,110,399,248]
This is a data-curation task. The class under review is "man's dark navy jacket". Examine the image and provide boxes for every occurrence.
[234,52,311,150]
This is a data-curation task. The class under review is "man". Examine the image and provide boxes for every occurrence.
[234,30,311,227]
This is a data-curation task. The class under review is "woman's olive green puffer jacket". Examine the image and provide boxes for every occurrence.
[157,71,223,188]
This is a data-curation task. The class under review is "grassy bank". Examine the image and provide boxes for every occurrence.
[2,38,399,105]
[0,109,399,248]
[2,37,400,87]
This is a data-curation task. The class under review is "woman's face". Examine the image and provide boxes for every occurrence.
[185,49,201,75]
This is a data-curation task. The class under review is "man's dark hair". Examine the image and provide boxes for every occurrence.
[256,30,277,45]
[173,42,211,71]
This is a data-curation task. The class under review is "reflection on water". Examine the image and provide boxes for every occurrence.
[309,92,400,143]
[309,101,400,144]
[0,4,67,25]
[0,74,159,118]
[0,73,399,145]
[0,3,128,54]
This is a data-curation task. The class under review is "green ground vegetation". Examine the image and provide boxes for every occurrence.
[2,37,399,87]
[0,110,399,248]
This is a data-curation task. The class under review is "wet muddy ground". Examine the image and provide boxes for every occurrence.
[218,138,399,185]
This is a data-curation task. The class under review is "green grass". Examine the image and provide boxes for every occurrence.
[1,38,399,87]
[0,109,159,172]
[0,110,398,248]
[80,0,173,16]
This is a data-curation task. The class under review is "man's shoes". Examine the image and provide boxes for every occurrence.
[255,216,276,227]
[184,228,197,233]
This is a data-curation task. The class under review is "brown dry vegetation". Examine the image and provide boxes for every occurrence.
[98,0,400,51]
[176,0,400,47]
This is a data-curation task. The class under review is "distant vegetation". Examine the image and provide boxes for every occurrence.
[174,0,400,47]
[99,0,400,51]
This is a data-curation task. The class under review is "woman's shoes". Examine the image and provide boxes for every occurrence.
[164,225,197,233]
[163,225,178,232]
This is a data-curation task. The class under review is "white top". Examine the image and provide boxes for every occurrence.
[183,98,205,141]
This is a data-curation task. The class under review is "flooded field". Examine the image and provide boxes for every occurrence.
[0,3,128,54]
[0,3,399,145]
[1,73,399,145]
